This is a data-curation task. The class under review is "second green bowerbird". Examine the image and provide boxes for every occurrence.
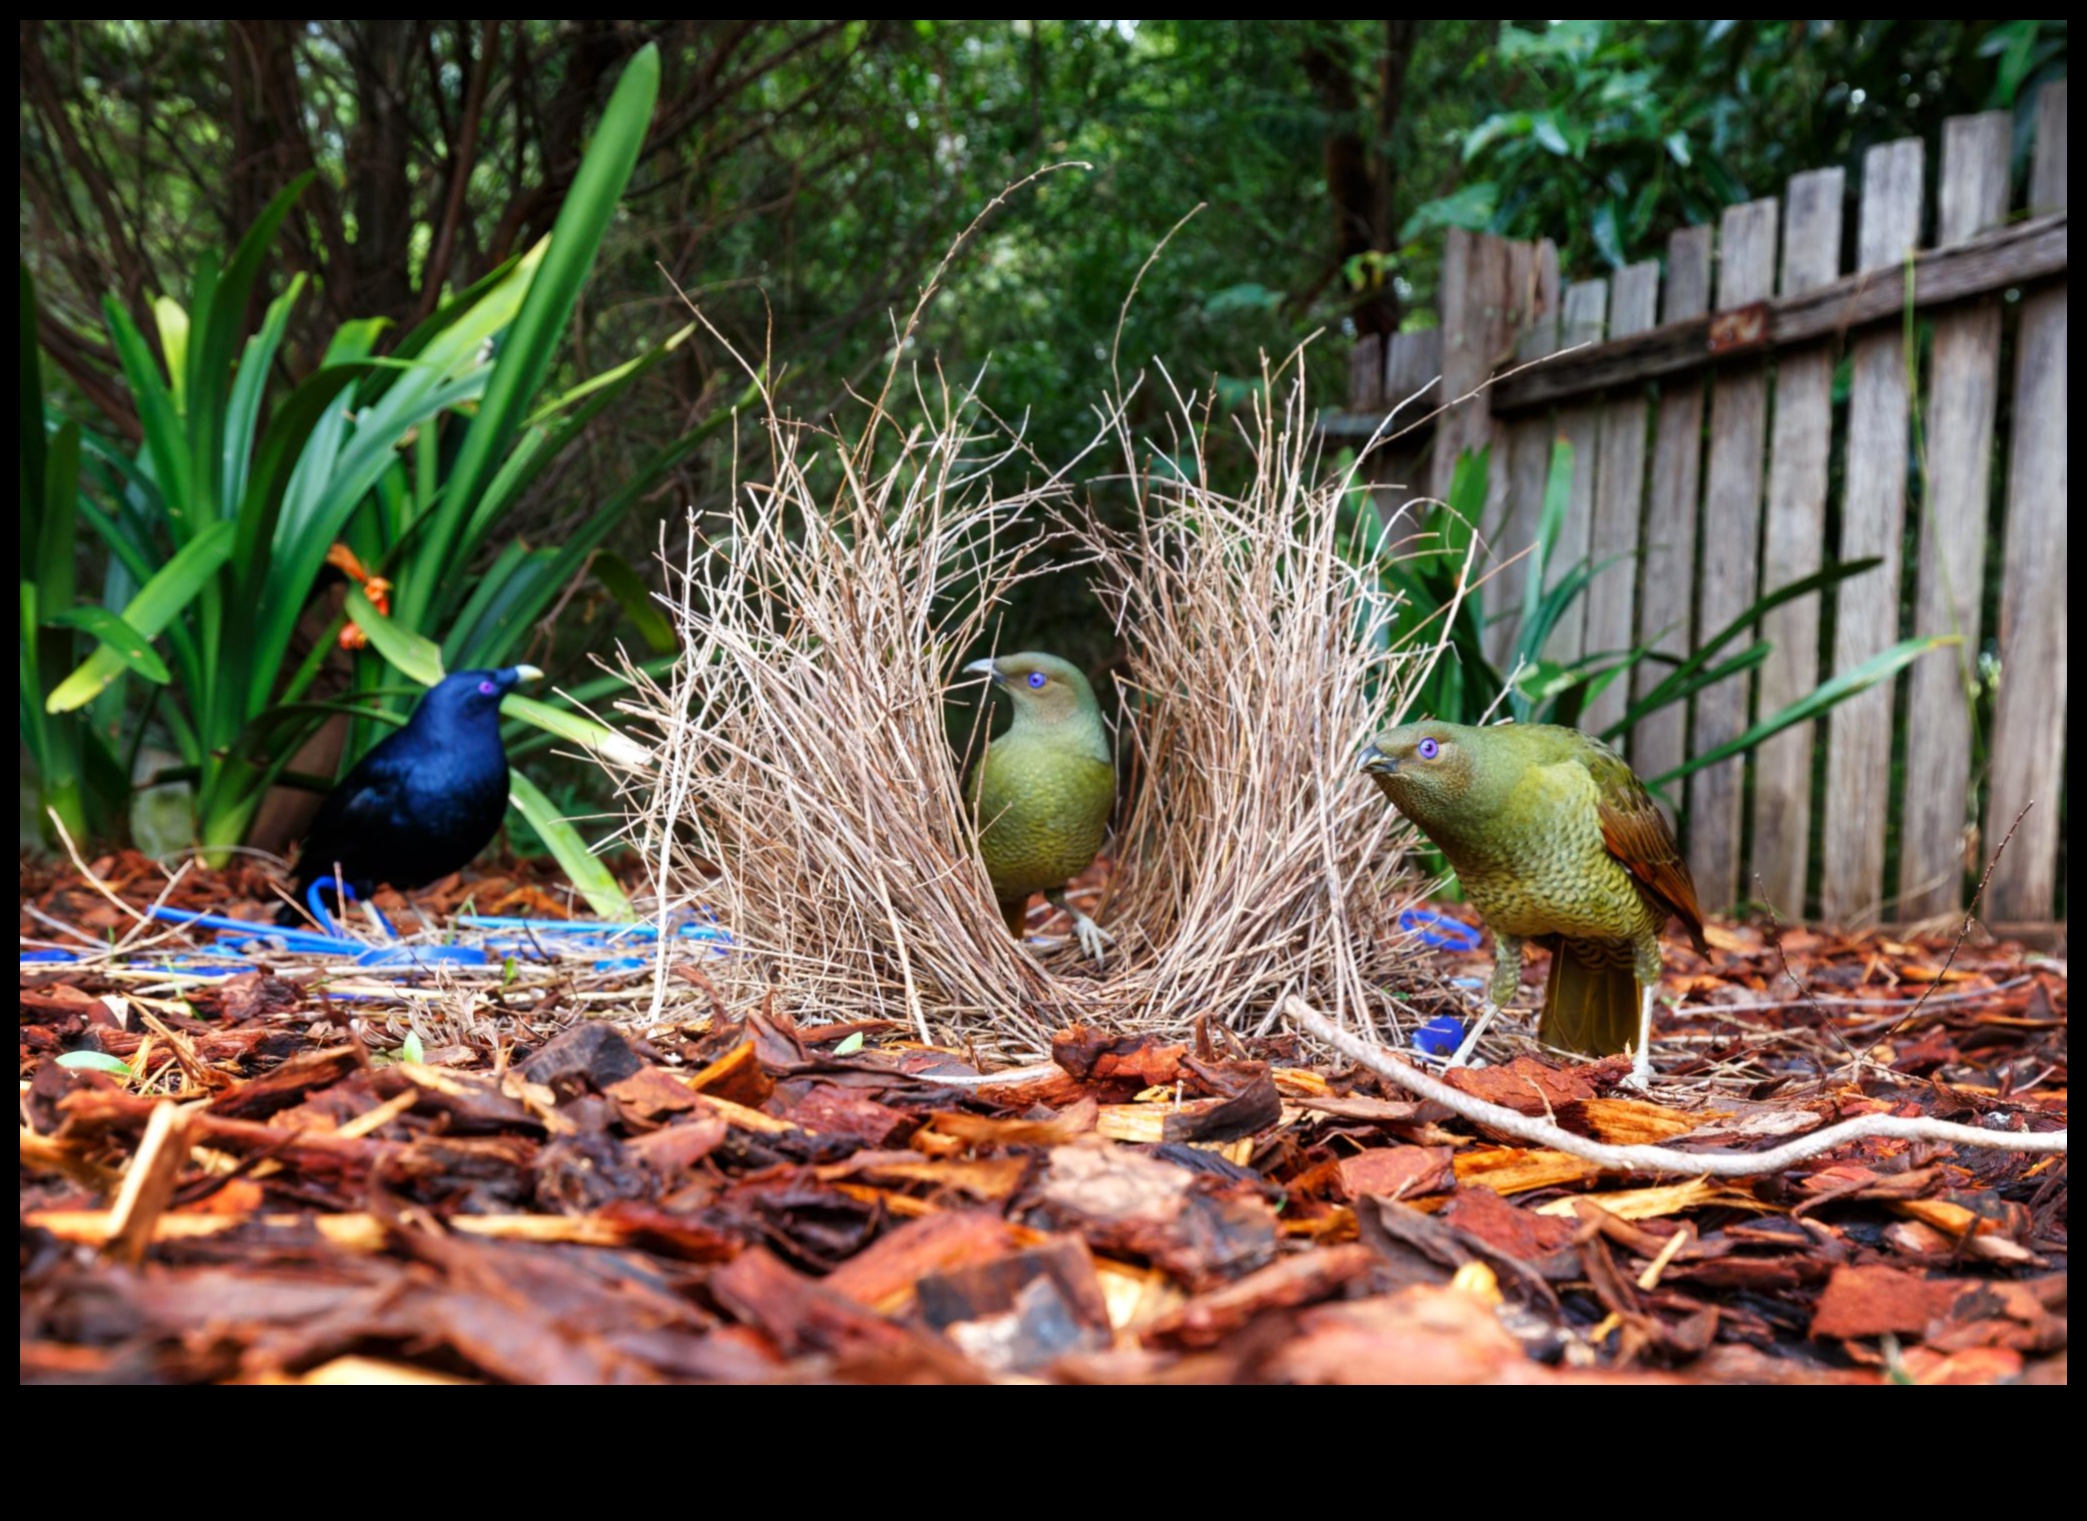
[1360,719,1708,1086]
[963,652,1116,964]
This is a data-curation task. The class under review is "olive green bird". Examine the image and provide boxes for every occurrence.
[963,652,1116,964]
[1360,720,1708,1086]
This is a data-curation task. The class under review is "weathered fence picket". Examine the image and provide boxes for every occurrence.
[1987,82,2068,923]
[1633,224,1712,795]
[1752,166,1841,918]
[1690,196,1777,908]
[1902,112,2010,920]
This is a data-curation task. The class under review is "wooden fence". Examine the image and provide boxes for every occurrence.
[1331,84,2067,928]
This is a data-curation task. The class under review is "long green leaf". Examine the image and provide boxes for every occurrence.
[507,768,631,918]
[503,655,676,759]
[227,360,376,712]
[590,550,677,654]
[382,253,523,375]
[1613,557,1884,735]
[343,585,447,687]
[46,519,236,712]
[1646,636,1955,789]
[1514,436,1574,662]
[36,421,81,619]
[153,296,191,415]
[46,606,172,683]
[521,321,695,428]
[443,540,549,666]
[1618,642,1770,731]
[188,173,312,526]
[398,42,660,634]
[455,404,741,667]
[222,273,306,518]
[500,692,654,769]
[102,297,193,533]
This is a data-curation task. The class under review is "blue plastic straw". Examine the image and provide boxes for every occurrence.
[1398,907,1481,952]
[132,903,727,978]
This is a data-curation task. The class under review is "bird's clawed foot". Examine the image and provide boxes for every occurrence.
[1069,908,1115,966]
[1046,889,1114,967]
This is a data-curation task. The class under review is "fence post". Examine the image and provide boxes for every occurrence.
[1687,197,1778,908]
[1547,278,1609,663]
[1585,260,1659,738]
[1821,139,1925,922]
[1900,112,2011,918]
[1430,230,1512,507]
[1987,81,2069,922]
[1487,240,1560,667]
[1752,167,1845,918]
[1633,224,1713,790]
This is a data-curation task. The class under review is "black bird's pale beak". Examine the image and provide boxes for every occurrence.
[1358,743,1394,776]
[962,657,1005,688]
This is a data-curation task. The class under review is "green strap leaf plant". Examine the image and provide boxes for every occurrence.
[27,45,691,916]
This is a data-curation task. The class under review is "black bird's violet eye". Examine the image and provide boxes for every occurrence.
[478,679,498,696]
[1027,671,1047,689]
[1418,736,1440,760]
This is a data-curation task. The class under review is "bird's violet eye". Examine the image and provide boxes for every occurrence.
[478,680,498,696]
[1026,671,1047,689]
[1417,736,1440,760]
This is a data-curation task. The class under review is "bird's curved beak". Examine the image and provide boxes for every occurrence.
[962,657,1005,687]
[1358,743,1394,776]
[512,665,545,683]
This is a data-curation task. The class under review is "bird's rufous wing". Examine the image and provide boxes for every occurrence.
[1586,747,1709,954]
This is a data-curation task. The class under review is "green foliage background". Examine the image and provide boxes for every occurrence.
[20,20,2066,855]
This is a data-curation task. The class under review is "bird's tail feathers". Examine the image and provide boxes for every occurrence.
[1539,939,1640,1057]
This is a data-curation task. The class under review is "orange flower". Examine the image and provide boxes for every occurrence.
[329,545,393,648]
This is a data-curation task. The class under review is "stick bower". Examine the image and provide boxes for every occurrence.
[625,377,1440,1053]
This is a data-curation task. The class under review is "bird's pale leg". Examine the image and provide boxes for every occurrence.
[1449,934,1522,1068]
[1622,983,1658,1089]
[1045,887,1114,966]
[1623,937,1664,1089]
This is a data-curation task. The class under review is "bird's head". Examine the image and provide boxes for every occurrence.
[963,652,1099,726]
[418,665,543,726]
[1358,720,1476,822]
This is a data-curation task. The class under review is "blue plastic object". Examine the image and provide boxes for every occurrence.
[22,947,80,963]
[305,879,398,940]
[1412,1014,1467,1057]
[353,944,491,968]
[1399,907,1481,952]
[132,903,724,979]
[150,905,364,955]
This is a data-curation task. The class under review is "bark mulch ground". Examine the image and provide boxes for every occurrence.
[20,852,2067,1384]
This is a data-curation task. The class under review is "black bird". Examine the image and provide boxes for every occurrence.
[288,665,541,918]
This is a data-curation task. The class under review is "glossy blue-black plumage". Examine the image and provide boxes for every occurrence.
[292,667,534,902]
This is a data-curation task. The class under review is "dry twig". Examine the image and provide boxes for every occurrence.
[1284,996,2066,1177]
